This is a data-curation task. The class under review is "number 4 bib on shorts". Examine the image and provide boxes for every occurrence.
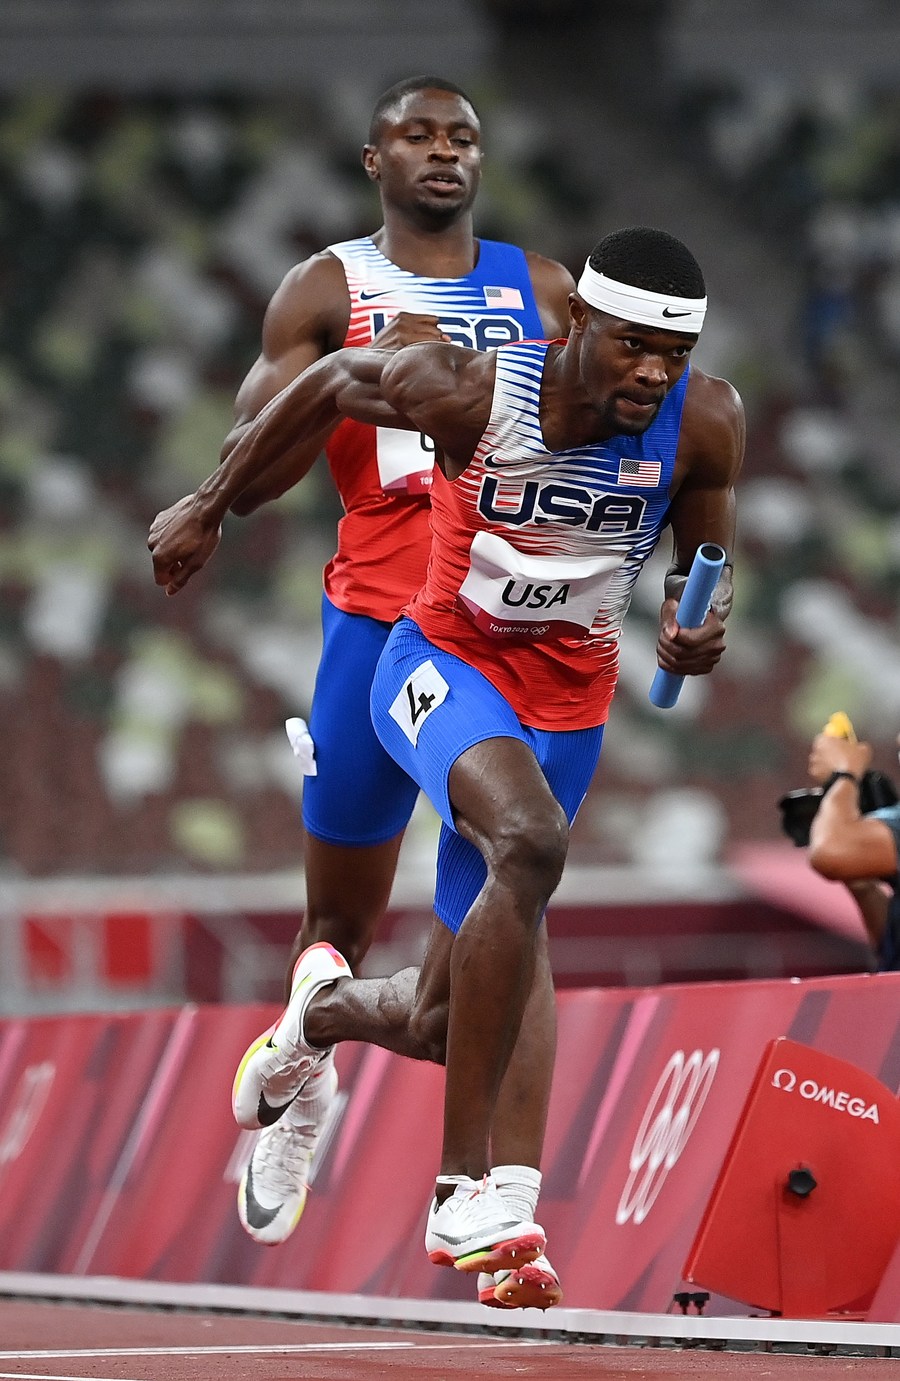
[388,659,450,746]
[458,530,625,640]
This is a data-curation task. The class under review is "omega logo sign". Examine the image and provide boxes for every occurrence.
[771,1067,879,1123]
[616,1048,719,1226]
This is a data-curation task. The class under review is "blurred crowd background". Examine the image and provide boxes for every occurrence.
[1,1,899,939]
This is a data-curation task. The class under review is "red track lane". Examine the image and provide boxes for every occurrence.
[0,1302,892,1381]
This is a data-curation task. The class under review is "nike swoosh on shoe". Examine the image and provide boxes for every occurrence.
[242,1165,283,1230]
[431,1217,520,1246]
[257,1089,300,1127]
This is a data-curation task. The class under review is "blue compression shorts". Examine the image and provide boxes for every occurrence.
[302,592,420,846]
[370,617,605,932]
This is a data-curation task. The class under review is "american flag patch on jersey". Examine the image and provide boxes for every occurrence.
[484,285,524,309]
[618,458,661,487]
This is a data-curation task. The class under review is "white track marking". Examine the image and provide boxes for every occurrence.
[0,1374,144,1381]
[0,1342,548,1360]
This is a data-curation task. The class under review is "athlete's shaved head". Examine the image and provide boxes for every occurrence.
[588,227,705,299]
[368,76,479,144]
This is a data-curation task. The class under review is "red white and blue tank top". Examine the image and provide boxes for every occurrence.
[408,340,688,729]
[322,236,544,622]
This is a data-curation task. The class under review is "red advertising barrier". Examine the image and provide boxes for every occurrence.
[2,971,900,1315]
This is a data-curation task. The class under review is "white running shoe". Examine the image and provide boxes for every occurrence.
[424,1175,545,1274]
[238,1060,338,1244]
[477,1254,563,1310]
[232,942,351,1130]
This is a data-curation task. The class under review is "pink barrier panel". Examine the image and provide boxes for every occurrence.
[0,1010,180,1273]
[2,972,900,1313]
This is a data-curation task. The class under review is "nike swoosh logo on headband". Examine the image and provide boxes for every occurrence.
[662,307,692,318]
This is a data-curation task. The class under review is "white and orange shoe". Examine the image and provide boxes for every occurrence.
[232,942,351,1131]
[478,1254,563,1310]
[424,1175,545,1274]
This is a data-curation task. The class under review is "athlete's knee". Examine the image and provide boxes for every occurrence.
[490,799,569,903]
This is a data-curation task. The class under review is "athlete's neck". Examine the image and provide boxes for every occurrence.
[372,213,477,280]
[538,344,621,451]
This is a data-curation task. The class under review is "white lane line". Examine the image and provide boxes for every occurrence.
[0,1341,550,1360]
[0,1374,147,1381]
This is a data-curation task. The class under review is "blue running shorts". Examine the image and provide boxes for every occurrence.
[370,617,605,932]
[302,592,420,846]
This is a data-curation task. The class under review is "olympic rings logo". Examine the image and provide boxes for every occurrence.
[616,1048,720,1226]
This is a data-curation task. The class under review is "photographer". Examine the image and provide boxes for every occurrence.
[807,732,900,970]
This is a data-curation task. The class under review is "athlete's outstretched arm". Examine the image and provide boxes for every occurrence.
[149,342,491,594]
[149,347,415,594]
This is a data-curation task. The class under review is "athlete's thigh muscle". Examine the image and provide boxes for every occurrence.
[433,725,605,933]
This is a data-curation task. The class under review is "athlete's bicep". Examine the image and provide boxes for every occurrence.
[667,377,744,560]
[231,341,326,431]
[231,254,350,429]
[667,482,737,570]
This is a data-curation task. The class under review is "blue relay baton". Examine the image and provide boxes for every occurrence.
[649,542,727,709]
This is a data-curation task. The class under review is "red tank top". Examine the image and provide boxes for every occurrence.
[407,342,687,730]
[321,236,545,622]
[323,243,432,622]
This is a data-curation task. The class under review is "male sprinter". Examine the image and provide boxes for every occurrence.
[151,226,743,1281]
[150,76,572,1308]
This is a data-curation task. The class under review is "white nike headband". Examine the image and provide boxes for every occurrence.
[576,261,707,335]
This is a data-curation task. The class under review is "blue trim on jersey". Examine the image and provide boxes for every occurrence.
[302,593,419,846]
[469,239,545,338]
[488,341,687,491]
[607,364,689,498]
[328,235,545,341]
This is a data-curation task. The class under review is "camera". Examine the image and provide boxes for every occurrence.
[778,770,899,847]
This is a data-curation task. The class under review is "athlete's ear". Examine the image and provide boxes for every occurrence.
[568,293,587,334]
[362,145,380,182]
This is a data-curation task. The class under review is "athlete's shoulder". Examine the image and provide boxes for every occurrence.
[383,339,491,396]
[522,248,576,288]
[274,248,352,303]
[676,366,745,484]
[683,366,745,445]
[262,249,351,356]
[522,250,575,338]
[382,341,494,462]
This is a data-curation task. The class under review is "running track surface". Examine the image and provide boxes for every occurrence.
[0,1302,893,1381]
